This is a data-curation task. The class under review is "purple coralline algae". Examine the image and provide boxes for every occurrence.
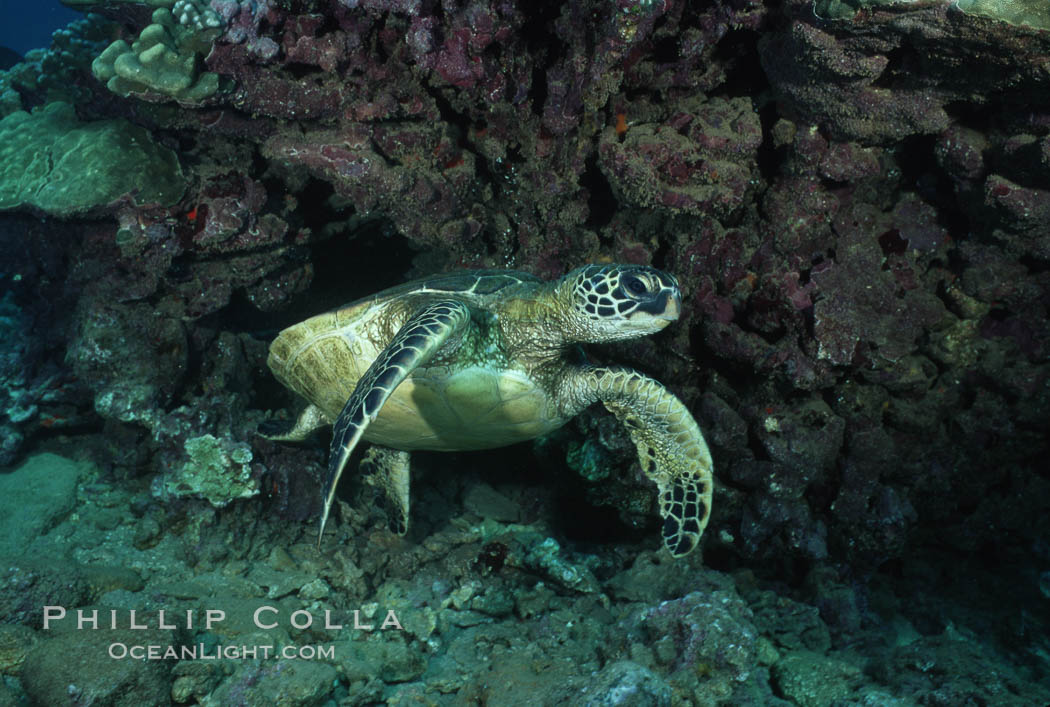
[0,0,1049,702]
[0,0,1041,571]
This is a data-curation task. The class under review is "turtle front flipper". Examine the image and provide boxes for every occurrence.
[574,366,713,557]
[319,300,471,545]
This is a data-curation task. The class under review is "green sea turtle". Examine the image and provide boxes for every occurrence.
[265,264,713,557]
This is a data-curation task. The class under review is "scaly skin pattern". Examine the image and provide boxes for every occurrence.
[360,446,411,536]
[563,366,714,557]
[266,265,714,557]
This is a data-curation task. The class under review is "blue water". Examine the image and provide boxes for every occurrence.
[0,0,81,57]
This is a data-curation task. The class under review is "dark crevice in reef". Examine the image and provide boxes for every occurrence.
[305,223,417,312]
[871,43,919,90]
[519,0,563,118]
[713,29,767,100]
[423,82,472,139]
[581,154,617,231]
[755,99,783,186]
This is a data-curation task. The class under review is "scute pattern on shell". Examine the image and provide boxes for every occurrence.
[335,269,542,316]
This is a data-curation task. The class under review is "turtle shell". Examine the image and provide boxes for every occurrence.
[313,268,541,341]
[346,269,541,306]
[267,269,563,451]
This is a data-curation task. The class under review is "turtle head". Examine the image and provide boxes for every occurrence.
[560,264,682,342]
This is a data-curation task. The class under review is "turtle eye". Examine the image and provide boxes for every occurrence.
[623,276,648,295]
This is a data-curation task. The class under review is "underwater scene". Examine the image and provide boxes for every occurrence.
[1,0,1049,705]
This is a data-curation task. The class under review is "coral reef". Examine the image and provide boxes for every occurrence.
[0,15,114,116]
[0,0,1048,702]
[155,433,259,507]
[599,96,763,218]
[0,293,43,465]
[91,7,221,104]
[4,460,1047,704]
[0,101,185,216]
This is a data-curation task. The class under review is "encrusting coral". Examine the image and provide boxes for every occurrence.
[0,101,185,216]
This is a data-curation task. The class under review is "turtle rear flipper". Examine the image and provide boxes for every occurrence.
[574,366,713,557]
[259,404,327,442]
[361,446,411,535]
[319,300,471,545]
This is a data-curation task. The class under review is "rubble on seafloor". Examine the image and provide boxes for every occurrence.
[0,0,1048,703]
[0,452,1046,705]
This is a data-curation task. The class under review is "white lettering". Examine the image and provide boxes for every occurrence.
[129,610,146,630]
[324,610,342,630]
[77,609,98,630]
[205,609,225,629]
[352,610,373,630]
[290,609,312,629]
[254,605,278,629]
[158,610,175,630]
[380,610,403,630]
[42,606,65,630]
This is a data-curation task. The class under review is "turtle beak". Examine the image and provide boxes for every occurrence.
[656,289,681,322]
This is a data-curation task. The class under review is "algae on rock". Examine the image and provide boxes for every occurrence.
[159,434,259,507]
[955,0,1050,30]
[813,0,1050,29]
[813,0,922,19]
[0,101,185,216]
